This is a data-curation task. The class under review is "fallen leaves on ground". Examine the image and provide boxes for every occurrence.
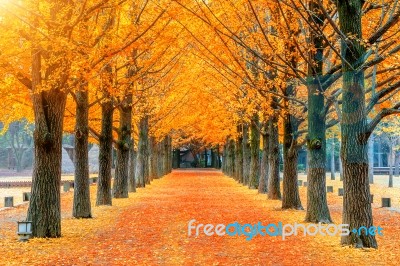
[0,169,399,265]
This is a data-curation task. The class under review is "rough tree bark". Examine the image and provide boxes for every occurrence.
[258,123,269,194]
[113,93,132,198]
[27,89,67,237]
[162,135,171,176]
[167,136,172,173]
[242,124,251,185]
[135,116,149,187]
[331,138,336,180]
[210,148,216,168]
[227,139,235,177]
[222,140,227,174]
[249,115,260,189]
[158,137,166,177]
[282,94,303,210]
[338,0,377,248]
[128,141,136,192]
[25,0,71,238]
[216,144,221,169]
[96,96,114,206]
[73,89,92,218]
[96,62,114,206]
[268,115,281,199]
[304,0,331,222]
[172,148,180,169]
[149,136,158,181]
[235,125,244,183]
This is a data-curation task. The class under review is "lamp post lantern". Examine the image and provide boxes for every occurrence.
[17,221,32,242]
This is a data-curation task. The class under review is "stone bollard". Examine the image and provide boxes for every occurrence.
[338,188,344,196]
[326,186,333,193]
[298,180,303,186]
[23,192,31,202]
[4,197,13,207]
[63,182,70,192]
[303,182,308,187]
[382,198,391,207]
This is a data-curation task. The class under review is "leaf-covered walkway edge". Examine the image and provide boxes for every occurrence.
[0,169,399,265]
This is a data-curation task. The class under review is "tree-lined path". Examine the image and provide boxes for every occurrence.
[1,169,399,265]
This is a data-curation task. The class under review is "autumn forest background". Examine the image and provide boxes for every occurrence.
[0,0,400,264]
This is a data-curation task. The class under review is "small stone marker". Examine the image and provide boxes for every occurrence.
[5,197,13,207]
[23,192,31,202]
[63,182,70,192]
[303,182,308,187]
[382,198,391,207]
[327,186,333,193]
[338,188,344,196]
[298,180,303,186]
[370,194,373,203]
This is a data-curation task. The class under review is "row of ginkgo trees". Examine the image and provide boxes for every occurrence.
[0,0,185,238]
[206,0,400,249]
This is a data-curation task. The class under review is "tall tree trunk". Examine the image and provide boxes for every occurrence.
[304,0,331,222]
[25,0,72,238]
[368,135,374,183]
[242,124,251,185]
[204,148,207,168]
[235,125,243,182]
[282,110,303,210]
[149,136,158,180]
[162,135,170,176]
[135,116,149,187]
[168,136,173,173]
[216,144,221,169]
[222,140,228,174]
[227,139,235,177]
[339,143,344,181]
[27,89,67,237]
[259,126,269,194]
[96,97,114,206]
[331,138,336,180]
[305,129,332,221]
[167,136,171,173]
[162,136,167,176]
[128,141,136,192]
[249,115,260,189]
[156,140,163,177]
[210,149,215,168]
[338,0,377,248]
[268,116,281,199]
[160,136,166,176]
[173,148,180,169]
[73,90,91,218]
[113,93,132,198]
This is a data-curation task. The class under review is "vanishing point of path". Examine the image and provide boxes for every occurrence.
[0,169,399,265]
